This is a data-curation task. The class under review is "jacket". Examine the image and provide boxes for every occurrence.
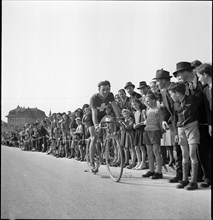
[175,94,203,128]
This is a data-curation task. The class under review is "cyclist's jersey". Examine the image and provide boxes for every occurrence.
[90,92,115,123]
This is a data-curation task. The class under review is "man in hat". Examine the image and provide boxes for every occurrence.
[118,89,132,111]
[136,81,150,105]
[124,81,141,101]
[154,68,183,183]
[173,61,211,188]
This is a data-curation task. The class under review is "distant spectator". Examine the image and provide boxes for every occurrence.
[136,81,150,106]
[124,82,141,103]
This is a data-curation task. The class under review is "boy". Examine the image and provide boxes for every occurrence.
[168,82,203,190]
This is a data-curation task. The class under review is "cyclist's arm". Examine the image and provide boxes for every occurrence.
[111,100,121,120]
[91,107,99,128]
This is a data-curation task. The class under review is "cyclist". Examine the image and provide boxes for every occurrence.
[89,80,121,172]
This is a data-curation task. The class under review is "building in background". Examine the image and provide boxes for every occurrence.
[6,105,46,130]
[1,120,8,131]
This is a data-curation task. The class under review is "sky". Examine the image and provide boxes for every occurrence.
[2,1,212,122]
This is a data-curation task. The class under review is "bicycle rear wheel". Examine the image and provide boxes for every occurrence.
[105,135,123,182]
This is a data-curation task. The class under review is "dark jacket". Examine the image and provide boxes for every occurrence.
[175,94,203,128]
[203,85,212,125]
[186,76,208,125]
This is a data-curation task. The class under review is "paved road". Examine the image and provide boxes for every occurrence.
[1,145,211,219]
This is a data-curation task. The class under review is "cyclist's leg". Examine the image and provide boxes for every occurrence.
[89,126,97,166]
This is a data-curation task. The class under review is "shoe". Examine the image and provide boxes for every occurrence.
[91,165,99,174]
[142,171,155,177]
[136,166,143,170]
[111,162,118,167]
[185,182,198,190]
[135,163,146,170]
[200,182,211,188]
[132,164,140,170]
[151,172,163,179]
[126,164,136,169]
[176,180,189,189]
[168,176,182,183]
[123,163,129,168]
[197,178,203,183]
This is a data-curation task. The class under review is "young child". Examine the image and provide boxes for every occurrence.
[72,117,84,160]
[119,108,135,169]
[168,82,203,190]
[131,98,147,170]
[142,92,164,179]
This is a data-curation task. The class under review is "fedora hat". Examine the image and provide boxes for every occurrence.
[124,82,135,89]
[153,69,172,80]
[137,81,148,89]
[173,61,195,77]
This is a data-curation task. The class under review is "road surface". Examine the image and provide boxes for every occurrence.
[1,145,211,219]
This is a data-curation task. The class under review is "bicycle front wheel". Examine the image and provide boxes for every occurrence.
[105,135,123,182]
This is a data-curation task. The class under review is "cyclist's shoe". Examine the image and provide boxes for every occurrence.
[90,163,98,174]
[92,166,99,174]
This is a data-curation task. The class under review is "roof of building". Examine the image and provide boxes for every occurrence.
[6,106,46,119]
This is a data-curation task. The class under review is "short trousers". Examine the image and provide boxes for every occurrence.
[178,123,200,146]
[134,126,145,146]
[143,130,162,145]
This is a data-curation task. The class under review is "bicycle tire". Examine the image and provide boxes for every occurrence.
[105,135,123,182]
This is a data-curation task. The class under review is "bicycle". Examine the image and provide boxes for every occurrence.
[85,115,124,182]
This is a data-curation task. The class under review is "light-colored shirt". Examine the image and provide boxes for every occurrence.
[145,107,163,131]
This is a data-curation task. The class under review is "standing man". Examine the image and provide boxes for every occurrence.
[124,82,141,101]
[89,80,121,172]
[154,69,183,183]
[136,81,150,105]
[173,61,211,188]
[118,89,132,111]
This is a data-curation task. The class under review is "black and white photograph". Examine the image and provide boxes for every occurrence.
[1,0,211,219]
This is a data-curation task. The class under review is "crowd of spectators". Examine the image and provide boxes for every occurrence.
[1,60,211,190]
